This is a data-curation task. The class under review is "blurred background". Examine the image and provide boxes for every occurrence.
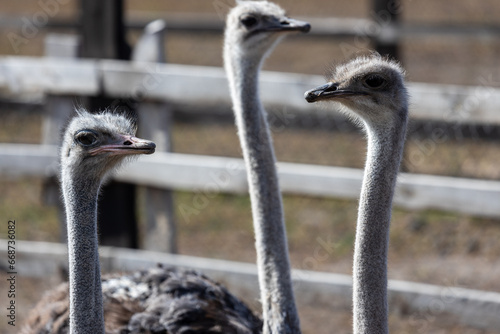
[0,0,500,333]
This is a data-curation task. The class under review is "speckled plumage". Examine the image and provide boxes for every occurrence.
[22,266,262,334]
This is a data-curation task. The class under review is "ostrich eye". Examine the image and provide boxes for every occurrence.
[240,15,258,28]
[363,75,387,89]
[75,130,98,147]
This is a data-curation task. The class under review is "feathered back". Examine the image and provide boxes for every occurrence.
[21,266,263,334]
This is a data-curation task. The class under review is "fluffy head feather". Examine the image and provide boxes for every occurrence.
[224,1,309,61]
[60,109,154,183]
[306,53,408,129]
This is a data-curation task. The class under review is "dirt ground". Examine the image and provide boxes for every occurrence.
[1,0,500,333]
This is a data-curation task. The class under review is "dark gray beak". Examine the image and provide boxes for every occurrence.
[266,17,311,33]
[304,82,365,103]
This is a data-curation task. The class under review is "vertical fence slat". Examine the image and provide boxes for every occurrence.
[372,0,400,60]
[137,103,176,253]
[80,0,138,248]
[133,20,177,253]
[42,34,80,242]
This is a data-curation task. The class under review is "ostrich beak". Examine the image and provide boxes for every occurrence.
[265,17,311,33]
[304,82,367,103]
[90,135,156,156]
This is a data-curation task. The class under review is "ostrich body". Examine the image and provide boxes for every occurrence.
[22,110,262,334]
[305,54,409,334]
[23,265,262,334]
[224,2,310,334]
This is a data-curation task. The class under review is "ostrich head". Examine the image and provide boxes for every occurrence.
[224,1,310,61]
[61,109,156,183]
[305,54,408,128]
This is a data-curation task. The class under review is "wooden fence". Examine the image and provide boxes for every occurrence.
[3,56,500,124]
[1,57,500,220]
[1,55,500,255]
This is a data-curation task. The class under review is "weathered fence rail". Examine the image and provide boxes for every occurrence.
[2,13,500,39]
[1,239,499,331]
[2,57,500,125]
[2,143,500,218]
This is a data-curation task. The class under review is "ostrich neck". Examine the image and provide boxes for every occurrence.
[62,173,105,334]
[225,50,301,334]
[353,116,408,334]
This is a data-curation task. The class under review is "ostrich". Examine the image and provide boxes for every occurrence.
[60,109,156,334]
[224,1,310,334]
[22,110,262,334]
[304,54,409,334]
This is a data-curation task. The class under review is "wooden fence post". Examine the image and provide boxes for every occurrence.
[137,104,176,252]
[372,0,400,60]
[80,0,130,60]
[133,20,177,253]
[42,34,80,242]
[80,0,138,248]
[372,0,407,170]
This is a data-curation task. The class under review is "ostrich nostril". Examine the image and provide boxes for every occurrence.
[123,140,133,146]
[301,23,311,33]
[325,83,339,92]
[280,20,290,25]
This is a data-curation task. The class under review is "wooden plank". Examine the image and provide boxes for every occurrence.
[372,0,400,59]
[44,34,80,59]
[3,13,500,39]
[1,144,499,218]
[80,0,130,60]
[42,36,78,147]
[117,152,500,218]
[133,19,176,253]
[40,96,71,243]
[1,57,500,125]
[123,14,379,40]
[2,239,500,331]
[0,144,58,177]
[43,34,81,243]
[137,103,177,253]
[394,173,500,216]
[128,13,500,39]
[80,0,138,249]
[0,57,98,98]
